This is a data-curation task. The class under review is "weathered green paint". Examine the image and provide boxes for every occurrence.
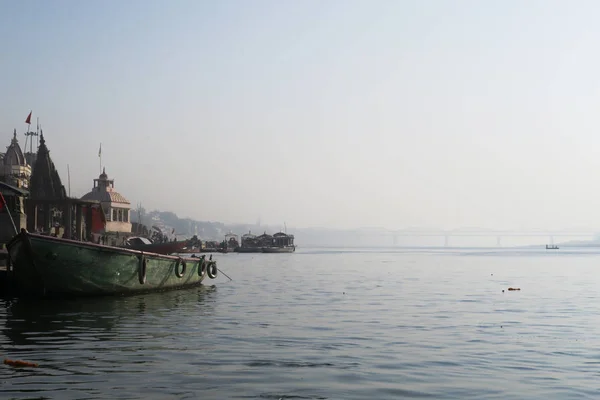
[7,232,216,296]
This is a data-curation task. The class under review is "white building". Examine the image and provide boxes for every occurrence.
[81,168,132,233]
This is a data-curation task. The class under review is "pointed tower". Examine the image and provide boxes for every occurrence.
[1,129,32,189]
[29,133,67,200]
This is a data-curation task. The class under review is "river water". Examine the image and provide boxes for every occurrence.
[2,247,600,399]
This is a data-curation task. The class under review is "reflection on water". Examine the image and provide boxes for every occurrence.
[3,249,600,399]
[1,286,218,400]
[3,286,218,347]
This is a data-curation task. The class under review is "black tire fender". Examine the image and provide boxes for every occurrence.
[198,257,207,277]
[207,262,218,279]
[139,254,147,285]
[175,257,186,278]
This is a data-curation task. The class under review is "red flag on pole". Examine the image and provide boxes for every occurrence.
[25,111,32,125]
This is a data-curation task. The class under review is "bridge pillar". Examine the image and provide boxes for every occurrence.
[444,235,449,247]
[496,236,501,247]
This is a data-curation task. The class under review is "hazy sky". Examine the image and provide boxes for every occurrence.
[2,0,600,231]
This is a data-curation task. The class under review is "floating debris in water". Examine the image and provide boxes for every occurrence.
[508,287,521,291]
[3,359,39,368]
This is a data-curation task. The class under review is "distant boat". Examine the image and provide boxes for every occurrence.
[546,244,559,250]
[262,232,296,253]
[217,232,239,253]
[234,231,262,253]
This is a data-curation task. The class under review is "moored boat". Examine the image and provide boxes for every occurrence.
[262,245,296,253]
[234,231,262,253]
[262,232,296,253]
[200,240,220,253]
[217,232,239,253]
[123,236,187,255]
[6,230,218,297]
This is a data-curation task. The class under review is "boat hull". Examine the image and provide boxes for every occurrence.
[235,247,262,253]
[262,246,296,253]
[6,232,215,297]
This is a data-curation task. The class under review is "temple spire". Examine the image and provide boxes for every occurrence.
[29,133,66,200]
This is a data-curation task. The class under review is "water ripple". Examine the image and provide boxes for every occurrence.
[3,249,600,398]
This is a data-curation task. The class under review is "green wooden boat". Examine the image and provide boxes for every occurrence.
[6,230,219,297]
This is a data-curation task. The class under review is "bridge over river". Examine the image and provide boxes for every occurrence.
[350,229,599,247]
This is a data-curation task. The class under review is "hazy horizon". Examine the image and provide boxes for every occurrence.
[3,0,600,231]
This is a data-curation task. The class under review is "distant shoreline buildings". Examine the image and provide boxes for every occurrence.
[0,123,282,246]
